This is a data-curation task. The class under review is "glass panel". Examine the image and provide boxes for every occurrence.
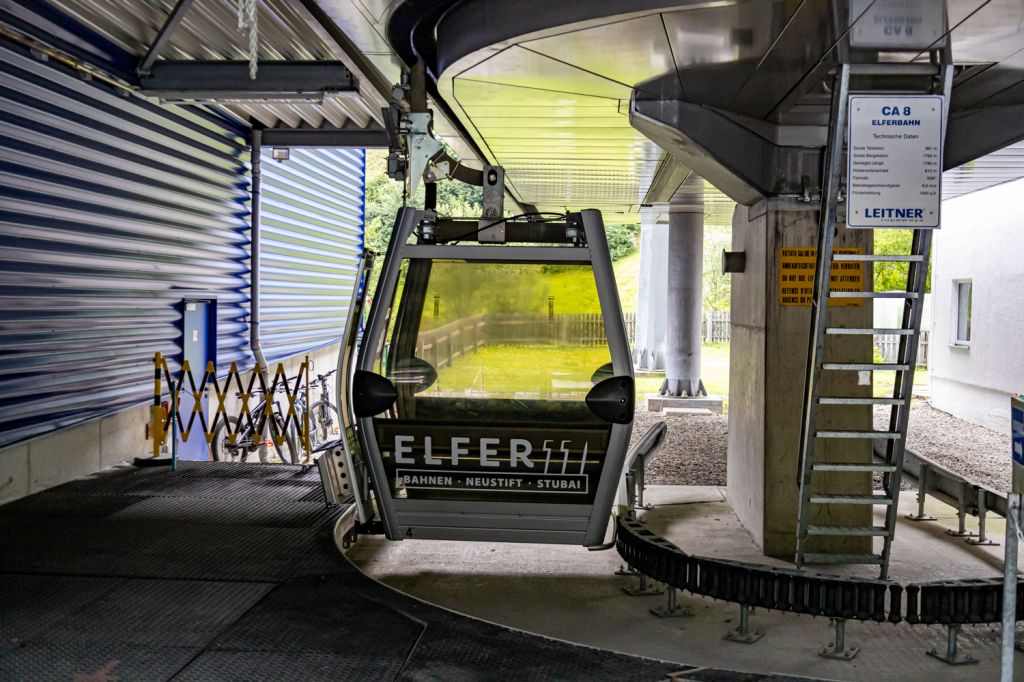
[956,281,972,344]
[412,260,612,402]
[372,258,616,504]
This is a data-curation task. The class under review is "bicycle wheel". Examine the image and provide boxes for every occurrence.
[270,414,298,464]
[310,401,341,449]
[210,416,244,462]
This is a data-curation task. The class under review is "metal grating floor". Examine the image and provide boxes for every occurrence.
[0,462,707,681]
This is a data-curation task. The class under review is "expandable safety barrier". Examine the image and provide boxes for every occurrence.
[615,514,1023,626]
[147,352,312,461]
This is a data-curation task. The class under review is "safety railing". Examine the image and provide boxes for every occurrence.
[874,439,1008,545]
[146,352,313,463]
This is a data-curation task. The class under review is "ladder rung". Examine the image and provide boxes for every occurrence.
[819,397,905,406]
[809,494,894,505]
[829,291,919,299]
[848,63,939,76]
[823,363,909,371]
[833,254,924,262]
[807,525,889,537]
[827,328,913,335]
[816,430,901,439]
[812,462,897,473]
[801,552,885,565]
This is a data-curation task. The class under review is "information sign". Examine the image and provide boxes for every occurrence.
[1012,396,1024,494]
[847,95,943,229]
[779,247,865,307]
[849,0,945,50]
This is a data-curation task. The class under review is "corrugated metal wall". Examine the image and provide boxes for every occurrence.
[258,148,365,361]
[0,40,251,447]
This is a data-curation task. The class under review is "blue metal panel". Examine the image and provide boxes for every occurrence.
[258,148,365,362]
[0,40,251,447]
[178,300,213,461]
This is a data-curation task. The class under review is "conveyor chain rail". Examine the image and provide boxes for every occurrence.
[616,515,1024,627]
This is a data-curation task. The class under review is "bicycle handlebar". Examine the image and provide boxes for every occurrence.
[229,370,334,399]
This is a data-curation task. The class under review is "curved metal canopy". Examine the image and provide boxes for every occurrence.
[384,0,1024,221]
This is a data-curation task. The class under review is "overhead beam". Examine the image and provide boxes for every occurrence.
[631,95,822,206]
[260,126,389,148]
[642,155,692,205]
[136,0,196,77]
[295,0,391,110]
[139,60,357,101]
[945,104,1024,169]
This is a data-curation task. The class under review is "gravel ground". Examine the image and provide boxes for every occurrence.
[629,399,1008,491]
[874,399,1010,492]
[629,408,728,486]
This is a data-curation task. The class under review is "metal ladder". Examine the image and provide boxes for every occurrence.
[794,61,952,580]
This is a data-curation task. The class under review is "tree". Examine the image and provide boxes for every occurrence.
[873,228,931,292]
[363,150,484,254]
[605,223,640,261]
[703,226,731,311]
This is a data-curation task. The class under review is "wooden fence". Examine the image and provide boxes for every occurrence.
[412,312,927,367]
[414,312,637,369]
[875,330,930,366]
[703,311,730,343]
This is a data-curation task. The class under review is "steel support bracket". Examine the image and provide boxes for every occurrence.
[926,625,978,666]
[819,618,859,660]
[649,588,694,619]
[623,572,663,597]
[723,605,763,644]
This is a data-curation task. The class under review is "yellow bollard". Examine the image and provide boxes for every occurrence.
[151,352,164,458]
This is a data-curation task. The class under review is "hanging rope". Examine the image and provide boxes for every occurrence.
[237,0,258,79]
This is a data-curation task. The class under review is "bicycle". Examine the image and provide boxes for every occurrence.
[210,385,297,463]
[291,369,341,456]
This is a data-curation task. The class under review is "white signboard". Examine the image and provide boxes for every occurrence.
[847,95,943,229]
[849,0,945,50]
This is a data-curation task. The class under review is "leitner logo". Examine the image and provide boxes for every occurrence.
[863,207,924,219]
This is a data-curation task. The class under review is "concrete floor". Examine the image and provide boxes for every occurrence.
[349,486,1022,681]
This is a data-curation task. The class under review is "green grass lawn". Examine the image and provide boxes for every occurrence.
[613,252,640,312]
[635,342,730,407]
[433,341,732,403]
[433,344,610,397]
[874,367,929,396]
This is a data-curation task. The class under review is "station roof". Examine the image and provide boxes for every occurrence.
[10,1,1023,217]
[387,0,1024,221]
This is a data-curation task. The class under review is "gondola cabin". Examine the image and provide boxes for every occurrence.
[352,208,634,546]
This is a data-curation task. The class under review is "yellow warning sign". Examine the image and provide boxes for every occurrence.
[778,247,865,307]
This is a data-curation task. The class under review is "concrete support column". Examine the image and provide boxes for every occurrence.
[726,199,874,559]
[662,206,705,396]
[633,211,668,371]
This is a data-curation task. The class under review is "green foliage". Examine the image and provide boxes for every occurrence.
[604,223,640,261]
[363,149,484,255]
[873,229,931,293]
[703,225,731,311]
[364,150,638,261]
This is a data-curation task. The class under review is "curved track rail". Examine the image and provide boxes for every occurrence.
[616,515,1023,627]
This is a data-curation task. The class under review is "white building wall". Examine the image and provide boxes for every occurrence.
[931,178,1024,434]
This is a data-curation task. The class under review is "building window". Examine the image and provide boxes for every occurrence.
[953,280,972,347]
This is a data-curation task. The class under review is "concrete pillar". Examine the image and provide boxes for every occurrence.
[663,206,705,396]
[727,199,875,559]
[632,211,668,371]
